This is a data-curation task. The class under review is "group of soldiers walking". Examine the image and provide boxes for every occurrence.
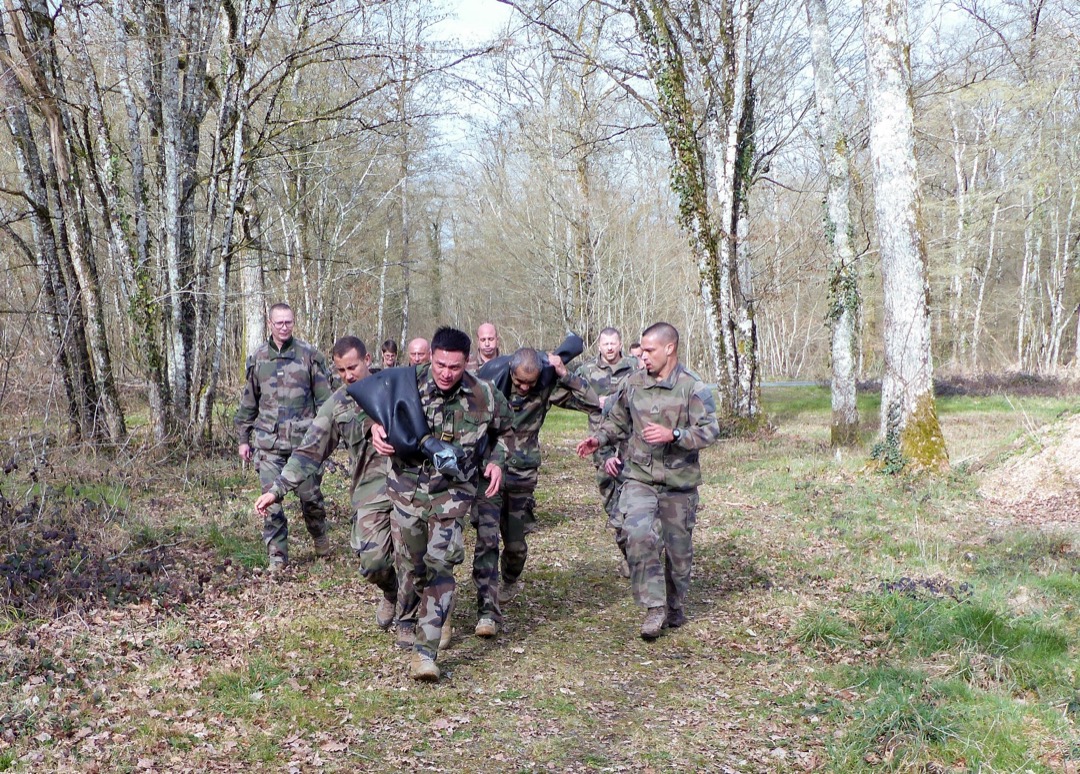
[237,304,719,681]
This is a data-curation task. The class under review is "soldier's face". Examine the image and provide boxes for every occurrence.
[511,367,540,395]
[408,341,430,365]
[598,333,621,364]
[639,333,675,377]
[477,325,498,357]
[333,349,371,385]
[431,349,466,391]
[268,310,294,347]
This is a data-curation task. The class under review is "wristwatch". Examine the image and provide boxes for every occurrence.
[672,428,682,442]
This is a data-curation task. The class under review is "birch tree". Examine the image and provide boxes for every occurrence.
[863,0,947,469]
[805,0,859,445]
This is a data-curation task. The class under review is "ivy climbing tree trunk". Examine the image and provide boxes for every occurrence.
[863,0,947,470]
[806,0,859,446]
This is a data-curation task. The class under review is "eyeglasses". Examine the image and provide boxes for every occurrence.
[270,319,294,328]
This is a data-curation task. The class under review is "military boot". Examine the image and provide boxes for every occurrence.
[474,617,498,638]
[313,534,331,557]
[664,606,687,629]
[395,622,415,651]
[409,652,440,682]
[267,554,287,575]
[375,597,396,630]
[640,606,667,640]
[498,579,521,604]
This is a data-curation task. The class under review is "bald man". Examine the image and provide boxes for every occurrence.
[469,322,500,369]
[407,338,431,365]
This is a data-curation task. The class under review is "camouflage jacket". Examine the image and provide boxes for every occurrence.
[503,373,600,475]
[575,355,639,433]
[268,386,389,510]
[594,364,720,491]
[389,364,513,495]
[234,337,333,453]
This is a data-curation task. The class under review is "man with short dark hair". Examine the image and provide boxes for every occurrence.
[254,337,401,627]
[370,326,512,681]
[236,302,333,571]
[469,347,600,637]
[407,337,431,365]
[371,339,398,373]
[577,322,719,640]
[575,327,640,576]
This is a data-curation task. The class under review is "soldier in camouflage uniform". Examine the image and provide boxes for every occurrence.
[254,337,402,629]
[370,326,512,681]
[470,348,601,638]
[574,327,640,574]
[236,303,333,571]
[577,322,719,641]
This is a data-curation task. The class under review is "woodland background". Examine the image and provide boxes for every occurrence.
[0,0,1078,448]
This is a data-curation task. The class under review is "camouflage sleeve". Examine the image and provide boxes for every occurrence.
[549,373,602,417]
[233,355,260,444]
[677,382,721,450]
[486,386,514,470]
[311,350,334,411]
[269,394,343,499]
[594,383,632,449]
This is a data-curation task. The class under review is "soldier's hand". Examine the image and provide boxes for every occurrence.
[484,463,503,497]
[642,422,675,445]
[254,492,277,515]
[576,437,599,457]
[370,423,395,456]
[547,353,567,377]
[239,443,253,462]
[604,456,623,477]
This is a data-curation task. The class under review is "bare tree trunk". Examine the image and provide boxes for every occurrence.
[948,108,969,368]
[1045,190,1074,370]
[970,204,998,372]
[863,0,947,470]
[9,0,126,442]
[241,179,268,361]
[806,0,859,446]
[0,11,94,439]
[75,2,170,442]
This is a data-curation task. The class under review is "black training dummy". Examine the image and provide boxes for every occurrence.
[477,332,586,399]
[345,366,469,481]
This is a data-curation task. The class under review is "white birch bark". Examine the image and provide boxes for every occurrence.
[970,203,998,371]
[863,0,946,468]
[806,0,859,445]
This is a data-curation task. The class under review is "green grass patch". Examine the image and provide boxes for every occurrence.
[206,522,266,568]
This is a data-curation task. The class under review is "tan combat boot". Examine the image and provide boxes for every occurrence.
[409,652,440,682]
[313,534,331,557]
[498,579,521,604]
[640,606,667,640]
[375,597,396,630]
[474,617,498,638]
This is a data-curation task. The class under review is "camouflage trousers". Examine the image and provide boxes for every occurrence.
[595,461,627,557]
[390,473,472,660]
[470,470,537,623]
[258,450,326,561]
[619,480,698,611]
[350,495,401,603]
